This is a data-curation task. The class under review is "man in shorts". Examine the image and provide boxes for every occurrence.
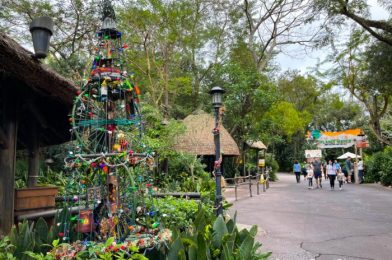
[312,159,323,189]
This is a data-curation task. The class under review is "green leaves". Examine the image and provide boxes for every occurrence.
[212,216,228,248]
[167,231,186,260]
[264,101,312,139]
[9,220,35,260]
[0,236,16,259]
[167,207,269,260]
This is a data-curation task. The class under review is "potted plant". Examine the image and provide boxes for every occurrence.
[14,185,58,216]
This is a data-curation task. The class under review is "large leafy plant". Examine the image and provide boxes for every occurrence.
[167,206,271,260]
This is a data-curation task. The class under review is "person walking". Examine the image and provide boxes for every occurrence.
[322,161,328,180]
[312,159,323,189]
[358,159,364,183]
[345,157,352,183]
[301,161,308,180]
[293,160,301,183]
[334,160,341,173]
[306,164,314,189]
[337,168,345,190]
[326,160,337,190]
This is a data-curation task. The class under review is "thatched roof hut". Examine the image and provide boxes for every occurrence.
[173,112,240,156]
[0,33,77,235]
[0,33,78,147]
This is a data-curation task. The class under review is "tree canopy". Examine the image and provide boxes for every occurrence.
[1,0,391,169]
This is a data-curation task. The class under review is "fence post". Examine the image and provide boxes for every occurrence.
[266,170,270,189]
[234,177,238,201]
[248,170,252,197]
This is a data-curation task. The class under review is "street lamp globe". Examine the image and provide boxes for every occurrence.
[29,16,53,59]
[209,86,225,108]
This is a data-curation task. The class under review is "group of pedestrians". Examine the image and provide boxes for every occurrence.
[293,159,349,190]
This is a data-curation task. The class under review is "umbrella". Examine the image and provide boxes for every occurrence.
[337,152,361,160]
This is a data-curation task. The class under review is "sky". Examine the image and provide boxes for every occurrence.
[275,0,391,75]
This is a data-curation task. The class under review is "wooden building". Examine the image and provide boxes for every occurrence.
[0,33,77,235]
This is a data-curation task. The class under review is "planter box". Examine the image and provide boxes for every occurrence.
[14,186,58,216]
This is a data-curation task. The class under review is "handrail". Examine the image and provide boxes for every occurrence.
[224,170,271,200]
[16,206,82,221]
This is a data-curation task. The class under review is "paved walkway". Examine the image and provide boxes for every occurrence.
[226,173,392,260]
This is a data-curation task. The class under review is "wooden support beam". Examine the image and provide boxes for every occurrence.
[0,88,18,236]
[0,126,8,148]
[27,120,40,187]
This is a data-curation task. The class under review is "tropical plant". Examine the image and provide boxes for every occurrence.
[8,220,36,260]
[167,206,271,260]
[0,236,16,260]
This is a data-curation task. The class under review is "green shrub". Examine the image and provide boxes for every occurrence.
[146,197,214,230]
[265,156,279,181]
[364,147,392,186]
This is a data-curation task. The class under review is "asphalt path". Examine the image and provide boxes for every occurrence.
[226,173,392,260]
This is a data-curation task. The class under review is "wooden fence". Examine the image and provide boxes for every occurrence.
[224,170,270,201]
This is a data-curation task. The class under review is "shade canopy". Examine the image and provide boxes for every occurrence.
[246,140,267,150]
[337,152,361,160]
[173,112,240,156]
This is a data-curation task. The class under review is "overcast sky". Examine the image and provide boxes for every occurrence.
[275,0,391,75]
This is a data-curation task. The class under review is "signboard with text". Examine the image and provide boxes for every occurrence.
[305,150,322,159]
[307,129,368,149]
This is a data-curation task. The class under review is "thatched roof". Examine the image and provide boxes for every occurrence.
[246,140,267,150]
[0,33,78,147]
[173,113,240,156]
[0,33,77,106]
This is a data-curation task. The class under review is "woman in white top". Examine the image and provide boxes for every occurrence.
[326,160,336,190]
[358,160,364,183]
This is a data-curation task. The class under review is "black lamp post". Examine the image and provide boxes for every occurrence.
[210,86,225,216]
[30,16,53,59]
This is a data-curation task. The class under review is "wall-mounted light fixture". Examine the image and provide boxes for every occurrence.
[29,16,53,59]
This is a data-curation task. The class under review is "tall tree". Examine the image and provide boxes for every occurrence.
[117,0,227,117]
[313,0,392,45]
[0,0,100,80]
[328,30,392,144]
[239,0,317,72]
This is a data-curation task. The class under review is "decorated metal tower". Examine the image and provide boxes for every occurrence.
[61,0,170,247]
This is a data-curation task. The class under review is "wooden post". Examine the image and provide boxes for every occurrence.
[27,121,40,187]
[256,150,260,195]
[248,169,252,197]
[242,143,246,176]
[234,177,238,201]
[0,88,18,235]
[354,144,359,184]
